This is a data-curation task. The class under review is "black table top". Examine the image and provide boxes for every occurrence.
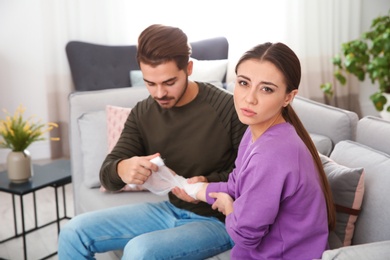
[0,159,71,195]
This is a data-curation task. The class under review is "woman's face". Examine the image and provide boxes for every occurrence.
[234,59,297,139]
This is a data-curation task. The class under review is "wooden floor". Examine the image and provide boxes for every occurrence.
[0,160,74,260]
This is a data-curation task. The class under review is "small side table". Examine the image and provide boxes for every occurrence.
[0,159,72,260]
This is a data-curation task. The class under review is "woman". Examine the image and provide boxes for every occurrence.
[191,42,336,259]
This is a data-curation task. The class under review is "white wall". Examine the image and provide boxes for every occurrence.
[0,0,389,163]
[0,2,52,162]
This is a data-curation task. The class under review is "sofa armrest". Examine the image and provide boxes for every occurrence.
[321,241,390,260]
[69,87,149,214]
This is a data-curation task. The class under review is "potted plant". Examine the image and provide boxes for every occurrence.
[0,105,59,182]
[320,11,390,115]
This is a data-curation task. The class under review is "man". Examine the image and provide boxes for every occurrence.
[58,24,246,259]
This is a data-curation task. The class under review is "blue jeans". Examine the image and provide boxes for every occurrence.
[58,201,233,259]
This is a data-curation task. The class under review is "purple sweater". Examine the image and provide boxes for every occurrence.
[206,123,329,260]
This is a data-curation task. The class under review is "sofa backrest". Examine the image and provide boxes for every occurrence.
[292,95,359,155]
[66,37,229,91]
[329,116,390,245]
[356,116,390,155]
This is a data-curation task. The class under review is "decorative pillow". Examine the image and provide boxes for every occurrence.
[129,70,144,87]
[320,153,365,247]
[106,105,132,152]
[189,58,228,88]
[78,110,108,188]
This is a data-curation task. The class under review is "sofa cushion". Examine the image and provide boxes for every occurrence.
[321,240,390,260]
[330,140,390,245]
[189,58,228,88]
[78,110,107,188]
[129,70,145,87]
[292,96,358,150]
[320,154,365,247]
[79,184,167,213]
[310,133,333,156]
[356,116,390,155]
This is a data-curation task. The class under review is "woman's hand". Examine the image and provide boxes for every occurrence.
[209,192,234,216]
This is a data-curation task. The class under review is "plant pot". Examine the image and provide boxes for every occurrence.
[7,150,32,183]
[379,93,390,121]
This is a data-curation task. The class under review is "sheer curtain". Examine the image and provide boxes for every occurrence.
[285,0,362,115]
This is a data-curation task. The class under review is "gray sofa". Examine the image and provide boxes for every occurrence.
[68,85,390,259]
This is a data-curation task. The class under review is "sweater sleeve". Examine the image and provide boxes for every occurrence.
[100,104,146,191]
[226,150,296,249]
[206,166,238,204]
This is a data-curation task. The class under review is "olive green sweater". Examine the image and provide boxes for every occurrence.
[100,82,246,221]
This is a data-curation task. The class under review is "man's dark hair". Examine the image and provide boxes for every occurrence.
[137,24,192,71]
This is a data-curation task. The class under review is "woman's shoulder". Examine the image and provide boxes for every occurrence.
[251,124,302,155]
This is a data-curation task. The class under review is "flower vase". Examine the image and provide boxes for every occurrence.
[7,150,32,183]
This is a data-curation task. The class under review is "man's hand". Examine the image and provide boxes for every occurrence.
[209,192,234,216]
[117,153,160,185]
[171,187,199,203]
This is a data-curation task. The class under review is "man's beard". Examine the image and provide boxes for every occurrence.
[155,77,188,109]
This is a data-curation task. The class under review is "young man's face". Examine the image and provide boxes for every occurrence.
[140,60,193,109]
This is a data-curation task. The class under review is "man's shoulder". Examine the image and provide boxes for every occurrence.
[198,82,233,104]
[199,82,232,96]
[197,82,236,118]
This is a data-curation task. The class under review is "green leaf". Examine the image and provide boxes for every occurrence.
[332,55,342,68]
[320,83,334,97]
[356,70,365,81]
[334,71,346,85]
[370,92,387,111]
[323,11,390,110]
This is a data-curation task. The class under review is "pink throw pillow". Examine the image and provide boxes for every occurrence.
[106,105,132,152]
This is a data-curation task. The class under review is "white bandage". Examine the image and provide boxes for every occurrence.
[182,181,205,200]
[133,156,205,198]
[139,156,182,195]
